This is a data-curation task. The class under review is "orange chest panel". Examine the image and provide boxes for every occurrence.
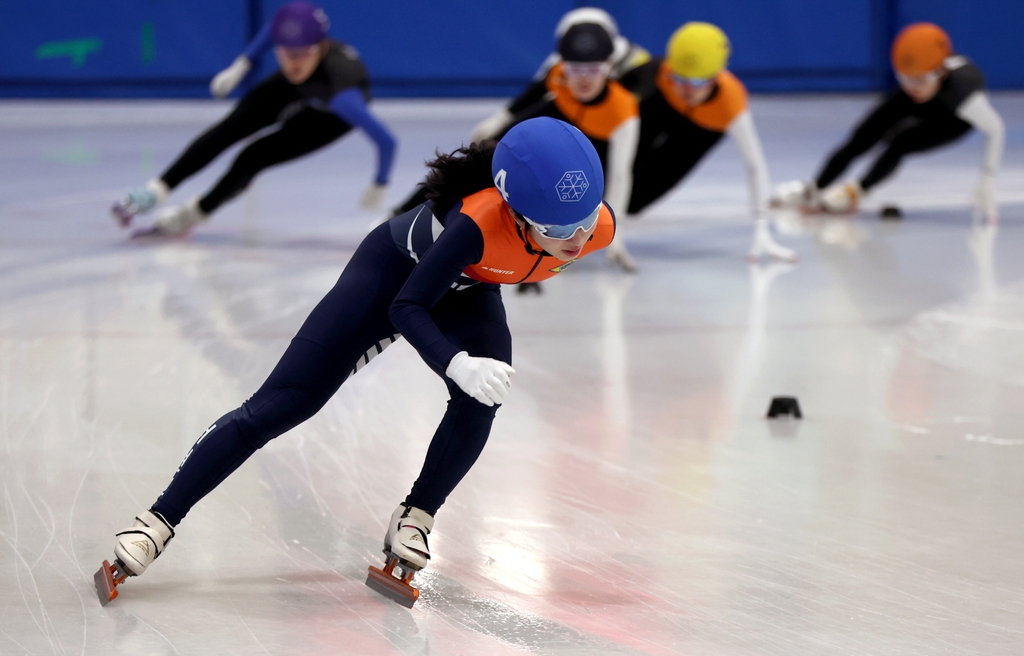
[655,64,748,133]
[545,64,639,141]
[459,189,616,285]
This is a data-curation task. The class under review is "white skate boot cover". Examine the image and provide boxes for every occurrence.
[771,179,816,209]
[114,509,175,576]
[820,182,861,214]
[153,197,206,236]
[385,504,434,571]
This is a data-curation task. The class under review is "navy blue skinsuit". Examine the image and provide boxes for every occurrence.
[151,204,507,525]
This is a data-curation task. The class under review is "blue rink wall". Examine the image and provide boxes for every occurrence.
[1,0,1022,98]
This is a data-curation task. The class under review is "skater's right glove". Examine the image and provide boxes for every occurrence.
[210,56,252,99]
[445,351,515,407]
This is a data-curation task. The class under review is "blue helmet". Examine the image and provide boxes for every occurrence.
[492,118,604,231]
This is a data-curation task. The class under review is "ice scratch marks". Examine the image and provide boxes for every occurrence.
[1,481,66,655]
[226,595,272,655]
[127,612,180,655]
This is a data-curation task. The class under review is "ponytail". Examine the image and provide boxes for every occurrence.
[422,140,497,218]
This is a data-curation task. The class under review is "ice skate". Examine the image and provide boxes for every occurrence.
[817,181,861,215]
[94,509,174,605]
[365,504,433,608]
[111,179,169,228]
[132,197,206,238]
[770,179,817,210]
[605,237,637,273]
[748,219,798,262]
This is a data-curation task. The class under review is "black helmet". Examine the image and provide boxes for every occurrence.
[558,23,614,63]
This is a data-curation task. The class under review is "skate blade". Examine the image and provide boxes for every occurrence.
[110,204,133,228]
[365,564,419,608]
[94,559,127,606]
[130,226,188,239]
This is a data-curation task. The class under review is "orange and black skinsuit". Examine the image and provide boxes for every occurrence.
[393,64,638,216]
[151,189,615,527]
[504,63,639,169]
[619,58,749,214]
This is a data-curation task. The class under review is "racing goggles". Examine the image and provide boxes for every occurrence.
[563,61,613,79]
[670,72,714,88]
[275,44,320,60]
[518,203,602,240]
[896,69,943,88]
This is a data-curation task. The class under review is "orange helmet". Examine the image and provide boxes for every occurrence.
[891,23,951,76]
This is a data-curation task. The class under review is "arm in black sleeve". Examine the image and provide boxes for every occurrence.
[508,79,550,115]
[389,213,485,373]
[815,91,914,189]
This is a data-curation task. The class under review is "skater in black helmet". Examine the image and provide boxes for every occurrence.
[96,118,616,608]
[470,6,650,144]
[772,23,1004,223]
[112,2,397,237]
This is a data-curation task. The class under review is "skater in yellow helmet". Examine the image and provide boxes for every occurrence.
[772,23,1004,223]
[619,22,796,262]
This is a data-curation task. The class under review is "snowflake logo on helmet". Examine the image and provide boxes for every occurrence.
[556,171,589,202]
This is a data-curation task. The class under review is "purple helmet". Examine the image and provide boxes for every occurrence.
[272,2,330,48]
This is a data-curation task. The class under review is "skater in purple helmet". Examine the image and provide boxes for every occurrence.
[112,2,397,236]
[96,118,616,608]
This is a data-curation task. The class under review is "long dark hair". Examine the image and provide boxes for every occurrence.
[422,140,497,218]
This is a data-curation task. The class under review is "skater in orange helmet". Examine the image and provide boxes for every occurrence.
[619,22,797,262]
[773,23,1004,223]
[96,118,615,608]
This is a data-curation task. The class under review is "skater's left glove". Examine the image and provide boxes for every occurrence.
[973,172,998,225]
[360,183,388,211]
[445,351,515,407]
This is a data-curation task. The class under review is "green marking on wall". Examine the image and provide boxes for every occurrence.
[35,38,102,67]
[43,142,99,166]
[141,22,156,64]
[140,145,155,174]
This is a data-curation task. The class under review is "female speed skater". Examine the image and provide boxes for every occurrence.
[95,118,616,608]
[772,23,1004,223]
[112,1,397,237]
[395,21,639,272]
[617,22,796,262]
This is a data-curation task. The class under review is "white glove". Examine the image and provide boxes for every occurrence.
[445,351,515,407]
[210,56,252,99]
[471,109,513,144]
[973,172,998,224]
[360,182,388,210]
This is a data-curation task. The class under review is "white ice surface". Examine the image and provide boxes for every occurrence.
[2,95,1024,655]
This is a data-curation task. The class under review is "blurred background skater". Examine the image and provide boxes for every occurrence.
[471,6,650,143]
[772,23,1004,223]
[111,1,396,237]
[98,118,617,606]
[394,18,640,273]
[619,22,796,263]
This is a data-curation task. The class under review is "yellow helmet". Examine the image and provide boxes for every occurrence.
[666,22,730,79]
